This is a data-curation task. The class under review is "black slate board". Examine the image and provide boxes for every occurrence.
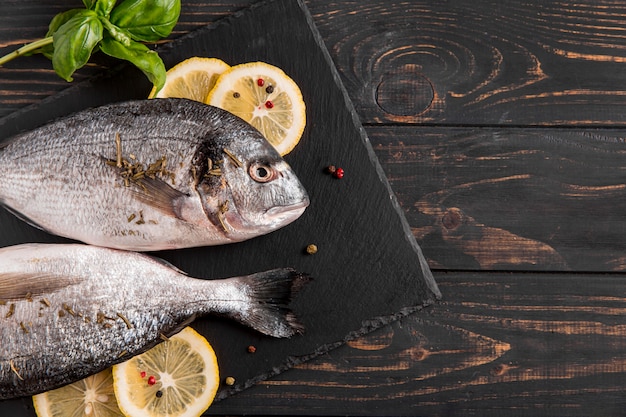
[0,0,440,414]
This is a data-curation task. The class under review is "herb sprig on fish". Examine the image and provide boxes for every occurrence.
[0,0,181,92]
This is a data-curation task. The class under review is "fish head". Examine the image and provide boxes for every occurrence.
[193,126,309,241]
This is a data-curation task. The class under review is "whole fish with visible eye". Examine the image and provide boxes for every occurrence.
[0,98,309,250]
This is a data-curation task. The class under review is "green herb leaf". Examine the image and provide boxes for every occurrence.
[52,10,104,82]
[110,0,181,42]
[94,0,117,17]
[99,37,165,91]
[82,0,96,9]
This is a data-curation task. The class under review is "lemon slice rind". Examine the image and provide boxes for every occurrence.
[207,61,306,156]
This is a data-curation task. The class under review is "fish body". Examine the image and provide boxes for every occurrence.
[0,243,309,400]
[0,99,309,250]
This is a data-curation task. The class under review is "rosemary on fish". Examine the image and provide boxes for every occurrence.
[25,292,33,302]
[115,132,123,168]
[6,303,15,318]
[223,148,243,168]
[217,200,230,233]
[40,298,51,307]
[117,312,133,329]
[107,135,176,189]
[159,333,170,342]
[10,360,24,381]
[20,321,29,333]
[62,302,76,316]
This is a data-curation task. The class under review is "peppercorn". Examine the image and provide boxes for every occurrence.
[147,375,156,386]
[333,167,345,179]
[247,345,257,353]
[156,390,163,398]
[305,244,318,255]
[257,78,265,87]
[325,165,336,174]
[265,85,274,94]
[140,371,146,378]
[265,100,274,109]
[233,92,240,98]
[225,376,235,386]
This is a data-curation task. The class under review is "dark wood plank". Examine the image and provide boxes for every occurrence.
[208,271,626,416]
[369,126,626,272]
[307,0,626,126]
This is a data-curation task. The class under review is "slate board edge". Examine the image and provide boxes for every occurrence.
[216,305,428,399]
[291,0,441,300]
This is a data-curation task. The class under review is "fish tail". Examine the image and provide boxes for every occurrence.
[237,268,310,338]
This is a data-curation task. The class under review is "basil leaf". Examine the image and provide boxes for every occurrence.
[46,9,82,36]
[110,0,181,42]
[52,10,103,82]
[94,0,117,17]
[82,0,96,9]
[99,37,165,91]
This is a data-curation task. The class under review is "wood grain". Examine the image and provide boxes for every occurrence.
[370,126,626,273]
[307,0,626,125]
[208,272,626,416]
[2,1,626,416]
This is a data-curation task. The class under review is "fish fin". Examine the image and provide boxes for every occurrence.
[128,176,189,219]
[235,269,311,338]
[145,255,190,276]
[0,271,79,300]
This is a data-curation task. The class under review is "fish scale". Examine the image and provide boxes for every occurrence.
[0,243,309,400]
[0,98,309,250]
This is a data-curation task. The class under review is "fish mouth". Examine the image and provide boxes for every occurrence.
[265,196,310,219]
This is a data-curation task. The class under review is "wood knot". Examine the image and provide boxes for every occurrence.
[442,207,463,230]
[376,72,434,117]
[410,347,430,361]
[490,363,515,376]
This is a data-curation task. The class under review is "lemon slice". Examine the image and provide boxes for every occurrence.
[112,327,219,417]
[33,368,123,417]
[207,61,306,156]
[149,57,230,101]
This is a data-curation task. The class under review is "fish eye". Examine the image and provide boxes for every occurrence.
[249,162,277,183]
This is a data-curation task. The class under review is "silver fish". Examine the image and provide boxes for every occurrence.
[0,99,309,250]
[0,243,309,400]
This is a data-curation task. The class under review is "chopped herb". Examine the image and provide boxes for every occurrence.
[19,322,29,333]
[115,133,123,168]
[223,148,243,168]
[6,304,15,318]
[10,360,23,381]
[40,298,51,307]
[62,303,76,316]
[117,312,133,329]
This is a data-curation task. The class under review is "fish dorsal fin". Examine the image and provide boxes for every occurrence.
[0,271,79,301]
[128,176,189,220]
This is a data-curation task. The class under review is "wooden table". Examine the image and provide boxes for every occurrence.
[2,1,626,415]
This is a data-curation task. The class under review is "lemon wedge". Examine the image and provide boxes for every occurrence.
[33,368,123,417]
[112,327,220,417]
[207,61,306,156]
[149,57,230,101]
